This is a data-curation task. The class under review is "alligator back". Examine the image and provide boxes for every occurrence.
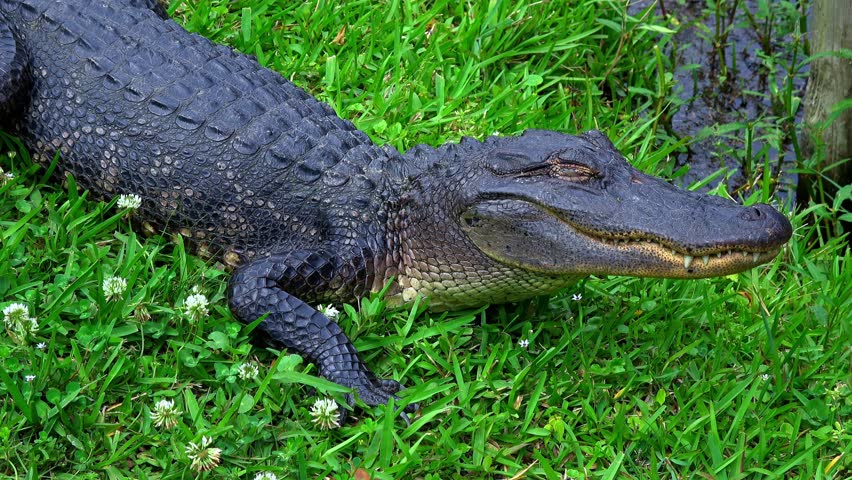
[0,0,397,262]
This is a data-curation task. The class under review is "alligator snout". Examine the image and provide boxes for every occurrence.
[737,203,793,248]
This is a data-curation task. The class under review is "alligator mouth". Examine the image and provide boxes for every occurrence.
[461,198,785,278]
[568,224,784,277]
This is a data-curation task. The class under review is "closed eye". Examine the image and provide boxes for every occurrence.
[506,161,600,182]
[549,161,600,182]
[487,151,601,182]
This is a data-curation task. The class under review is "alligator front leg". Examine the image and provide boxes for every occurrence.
[228,252,415,421]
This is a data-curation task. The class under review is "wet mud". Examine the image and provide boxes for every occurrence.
[630,0,806,202]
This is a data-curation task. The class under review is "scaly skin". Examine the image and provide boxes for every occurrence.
[0,0,792,420]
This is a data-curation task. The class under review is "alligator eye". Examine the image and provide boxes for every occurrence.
[550,161,599,182]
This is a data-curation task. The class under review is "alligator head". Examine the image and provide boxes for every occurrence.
[394,129,792,309]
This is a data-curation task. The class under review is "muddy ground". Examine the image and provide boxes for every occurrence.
[629,0,807,203]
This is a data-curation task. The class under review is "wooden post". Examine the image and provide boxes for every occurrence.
[799,0,852,208]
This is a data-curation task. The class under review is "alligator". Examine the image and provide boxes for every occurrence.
[0,0,792,419]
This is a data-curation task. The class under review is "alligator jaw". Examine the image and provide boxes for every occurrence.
[587,235,784,278]
[455,196,786,281]
[546,200,789,278]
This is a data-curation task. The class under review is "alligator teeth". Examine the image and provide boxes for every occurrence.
[594,238,765,266]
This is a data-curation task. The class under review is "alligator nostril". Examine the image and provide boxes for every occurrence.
[739,205,767,222]
[737,204,792,242]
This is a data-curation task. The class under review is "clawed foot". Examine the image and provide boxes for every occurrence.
[337,376,418,425]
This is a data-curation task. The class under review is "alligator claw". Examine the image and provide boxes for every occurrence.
[378,378,406,395]
[339,376,418,425]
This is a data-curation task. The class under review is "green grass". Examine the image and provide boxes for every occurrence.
[1,0,849,478]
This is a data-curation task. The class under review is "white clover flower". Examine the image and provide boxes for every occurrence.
[116,193,142,210]
[3,303,38,339]
[7,151,15,159]
[150,398,181,429]
[134,304,151,322]
[185,292,209,322]
[310,397,340,430]
[317,304,340,321]
[24,375,36,382]
[254,473,278,480]
[0,168,13,186]
[185,435,221,472]
[4,303,33,327]
[518,339,529,348]
[102,276,127,301]
[572,293,582,301]
[826,382,848,405]
[237,362,260,380]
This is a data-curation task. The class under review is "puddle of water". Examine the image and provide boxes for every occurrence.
[629,0,807,204]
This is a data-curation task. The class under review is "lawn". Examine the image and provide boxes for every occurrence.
[0,0,849,478]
